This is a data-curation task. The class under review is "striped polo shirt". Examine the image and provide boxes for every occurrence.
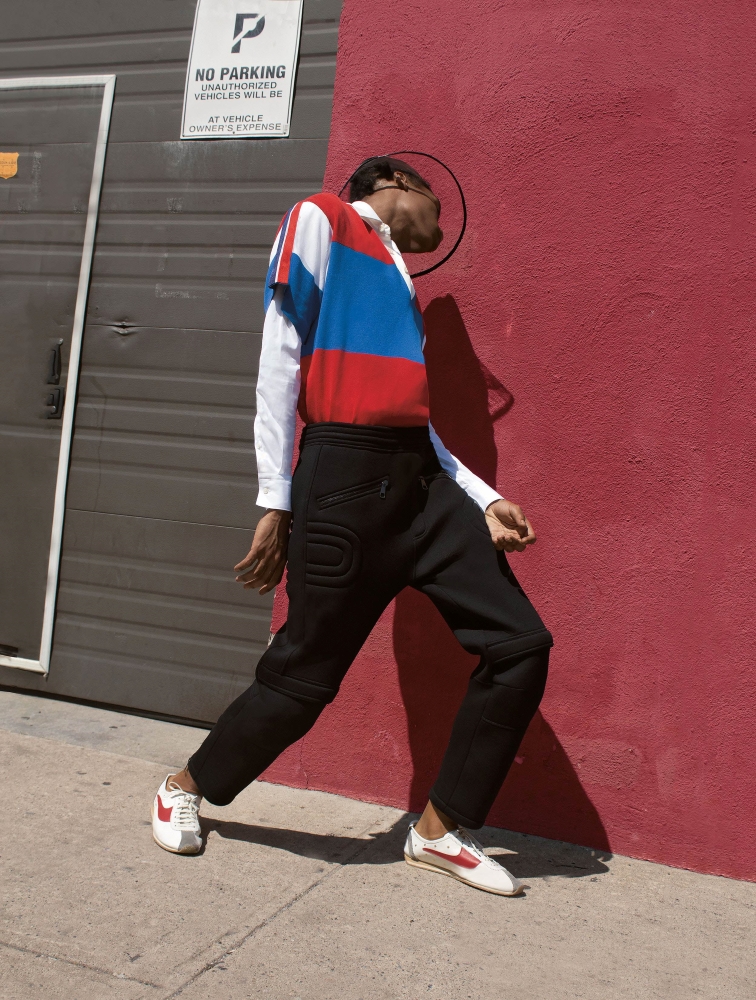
[265,192,429,426]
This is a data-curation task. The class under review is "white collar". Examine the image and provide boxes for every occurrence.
[350,200,392,239]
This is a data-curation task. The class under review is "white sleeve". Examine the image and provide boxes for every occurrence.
[254,286,301,511]
[429,422,502,511]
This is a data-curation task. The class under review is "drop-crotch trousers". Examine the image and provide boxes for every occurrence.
[188,422,553,829]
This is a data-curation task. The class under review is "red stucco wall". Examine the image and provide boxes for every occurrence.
[264,1,756,880]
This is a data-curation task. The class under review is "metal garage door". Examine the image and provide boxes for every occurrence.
[0,78,113,673]
[0,0,342,722]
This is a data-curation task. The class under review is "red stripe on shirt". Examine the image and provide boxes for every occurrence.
[305,193,394,264]
[276,201,303,283]
[298,349,429,426]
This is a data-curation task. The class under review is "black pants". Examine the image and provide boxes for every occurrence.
[189,423,553,829]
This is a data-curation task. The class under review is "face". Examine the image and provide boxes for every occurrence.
[366,171,444,254]
[395,173,444,253]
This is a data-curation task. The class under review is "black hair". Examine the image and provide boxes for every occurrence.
[349,156,433,203]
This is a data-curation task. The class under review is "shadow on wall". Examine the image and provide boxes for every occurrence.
[422,294,513,481]
[393,295,610,852]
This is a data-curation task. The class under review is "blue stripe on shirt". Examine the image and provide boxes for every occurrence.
[301,243,424,361]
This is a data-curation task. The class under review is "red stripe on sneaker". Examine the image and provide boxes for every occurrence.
[424,846,481,869]
[156,795,173,823]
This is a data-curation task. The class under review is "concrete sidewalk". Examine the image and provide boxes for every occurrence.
[0,690,753,999]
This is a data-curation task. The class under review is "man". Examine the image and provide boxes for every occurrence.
[151,157,553,897]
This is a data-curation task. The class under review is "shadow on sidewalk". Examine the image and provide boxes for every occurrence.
[201,815,611,879]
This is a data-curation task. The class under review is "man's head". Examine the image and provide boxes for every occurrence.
[349,156,443,254]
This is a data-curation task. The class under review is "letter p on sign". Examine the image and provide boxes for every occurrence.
[232,13,265,52]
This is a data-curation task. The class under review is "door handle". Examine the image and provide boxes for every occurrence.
[46,387,65,419]
[48,341,63,384]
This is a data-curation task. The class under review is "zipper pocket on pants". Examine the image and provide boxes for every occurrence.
[420,471,452,490]
[317,477,390,509]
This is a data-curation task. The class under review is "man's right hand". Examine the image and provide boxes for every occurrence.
[234,509,291,595]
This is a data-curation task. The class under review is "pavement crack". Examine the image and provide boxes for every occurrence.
[0,939,161,989]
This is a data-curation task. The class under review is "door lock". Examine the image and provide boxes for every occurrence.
[46,341,65,417]
[46,387,65,419]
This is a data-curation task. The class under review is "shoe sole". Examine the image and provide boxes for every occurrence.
[150,804,201,855]
[404,854,524,896]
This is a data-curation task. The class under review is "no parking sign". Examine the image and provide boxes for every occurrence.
[181,0,304,139]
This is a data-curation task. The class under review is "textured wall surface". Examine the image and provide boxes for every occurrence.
[264,0,756,880]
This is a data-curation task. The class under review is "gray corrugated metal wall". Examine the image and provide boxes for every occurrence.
[0,0,342,721]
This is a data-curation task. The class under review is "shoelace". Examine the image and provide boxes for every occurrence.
[456,827,489,862]
[166,783,200,830]
[173,797,199,830]
[458,827,513,873]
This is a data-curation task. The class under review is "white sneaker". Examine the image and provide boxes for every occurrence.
[404,822,524,896]
[151,776,202,855]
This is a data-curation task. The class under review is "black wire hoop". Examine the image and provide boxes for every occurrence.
[337,150,467,278]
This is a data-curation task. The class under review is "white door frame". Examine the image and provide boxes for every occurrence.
[0,74,116,674]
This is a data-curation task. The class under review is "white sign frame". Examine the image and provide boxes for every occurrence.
[0,74,115,675]
[181,0,304,140]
